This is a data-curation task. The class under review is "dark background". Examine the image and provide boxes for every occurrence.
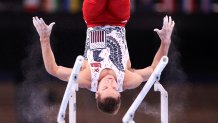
[0,0,218,123]
[0,0,217,83]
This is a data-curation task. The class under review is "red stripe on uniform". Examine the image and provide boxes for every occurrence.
[101,31,103,42]
[97,31,99,42]
[91,31,93,43]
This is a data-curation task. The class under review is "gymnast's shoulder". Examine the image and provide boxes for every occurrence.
[123,66,153,90]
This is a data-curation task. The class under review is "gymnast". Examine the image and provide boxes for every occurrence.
[32,0,175,115]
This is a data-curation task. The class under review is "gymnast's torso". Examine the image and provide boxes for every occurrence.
[83,26,130,92]
[78,26,134,91]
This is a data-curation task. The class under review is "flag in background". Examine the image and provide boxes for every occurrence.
[63,0,70,12]
[162,0,175,13]
[212,0,218,13]
[200,0,212,13]
[182,0,196,14]
[23,0,40,12]
[130,0,136,13]
[42,0,59,13]
[70,0,81,13]
[63,0,80,13]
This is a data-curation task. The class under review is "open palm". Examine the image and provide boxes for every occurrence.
[32,16,55,41]
[154,15,175,44]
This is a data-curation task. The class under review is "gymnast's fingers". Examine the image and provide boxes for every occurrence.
[154,28,161,34]
[169,16,172,26]
[48,22,55,30]
[40,18,47,29]
[35,16,43,30]
[33,17,40,30]
[32,17,37,28]
[163,15,168,28]
[171,21,175,29]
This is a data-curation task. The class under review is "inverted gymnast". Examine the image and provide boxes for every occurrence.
[32,0,175,115]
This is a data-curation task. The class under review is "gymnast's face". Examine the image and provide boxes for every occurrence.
[96,75,120,99]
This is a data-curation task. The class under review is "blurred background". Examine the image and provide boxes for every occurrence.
[0,0,218,123]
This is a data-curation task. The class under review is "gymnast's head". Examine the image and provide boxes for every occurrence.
[95,74,121,115]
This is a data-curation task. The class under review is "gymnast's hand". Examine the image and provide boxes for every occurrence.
[32,16,55,42]
[154,15,175,45]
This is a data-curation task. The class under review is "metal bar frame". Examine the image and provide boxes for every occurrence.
[122,56,169,123]
[154,82,168,123]
[57,55,84,123]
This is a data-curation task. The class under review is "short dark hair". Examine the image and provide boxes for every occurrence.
[96,95,121,115]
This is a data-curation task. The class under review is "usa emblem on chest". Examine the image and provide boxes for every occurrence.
[89,30,106,50]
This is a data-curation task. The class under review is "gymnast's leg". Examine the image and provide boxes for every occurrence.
[82,0,107,21]
[107,0,130,21]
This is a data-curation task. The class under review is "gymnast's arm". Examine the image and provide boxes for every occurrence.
[123,66,153,90]
[151,15,174,70]
[32,16,72,81]
[124,15,175,90]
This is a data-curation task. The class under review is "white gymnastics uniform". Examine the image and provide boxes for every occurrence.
[84,26,130,92]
